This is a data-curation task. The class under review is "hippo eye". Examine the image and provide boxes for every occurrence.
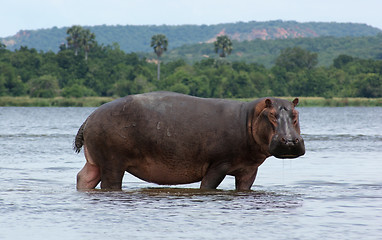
[292,114,299,125]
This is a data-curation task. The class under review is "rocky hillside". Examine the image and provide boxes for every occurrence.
[1,20,381,52]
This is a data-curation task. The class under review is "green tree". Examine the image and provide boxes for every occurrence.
[151,34,168,80]
[56,50,88,86]
[275,47,318,71]
[356,73,382,97]
[0,74,6,96]
[333,54,354,69]
[81,29,96,61]
[234,71,256,98]
[0,62,26,96]
[170,83,190,94]
[29,75,59,98]
[10,46,41,82]
[66,25,83,56]
[66,25,96,60]
[62,83,96,98]
[214,35,233,58]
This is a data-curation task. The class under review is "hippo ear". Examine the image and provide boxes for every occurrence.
[292,98,299,107]
[265,98,273,108]
[254,98,272,118]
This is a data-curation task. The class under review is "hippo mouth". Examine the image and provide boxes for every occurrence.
[273,153,304,159]
[270,138,305,159]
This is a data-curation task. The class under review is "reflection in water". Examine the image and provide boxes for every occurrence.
[81,187,303,212]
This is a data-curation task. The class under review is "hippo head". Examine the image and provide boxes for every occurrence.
[252,98,305,159]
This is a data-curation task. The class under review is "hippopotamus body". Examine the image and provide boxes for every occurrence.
[75,91,305,190]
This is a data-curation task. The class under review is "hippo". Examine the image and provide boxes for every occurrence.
[74,91,305,190]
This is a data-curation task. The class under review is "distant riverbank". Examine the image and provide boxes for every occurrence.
[0,96,381,107]
[0,96,114,107]
[251,97,382,107]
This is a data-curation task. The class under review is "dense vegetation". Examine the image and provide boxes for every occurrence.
[159,34,382,67]
[1,38,381,99]
[2,21,380,53]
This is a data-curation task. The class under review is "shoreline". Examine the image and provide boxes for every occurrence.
[0,96,115,107]
[1,96,382,107]
[243,97,382,107]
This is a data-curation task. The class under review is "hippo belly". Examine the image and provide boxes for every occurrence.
[126,158,208,185]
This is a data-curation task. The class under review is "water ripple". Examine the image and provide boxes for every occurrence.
[0,133,73,138]
[303,133,382,142]
[1,107,382,240]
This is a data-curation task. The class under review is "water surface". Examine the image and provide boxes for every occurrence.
[1,106,381,239]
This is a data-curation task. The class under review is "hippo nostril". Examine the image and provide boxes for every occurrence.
[281,137,287,143]
[295,138,299,144]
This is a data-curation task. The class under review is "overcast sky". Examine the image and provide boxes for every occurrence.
[1,0,381,37]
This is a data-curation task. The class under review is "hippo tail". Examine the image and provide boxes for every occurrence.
[74,120,87,153]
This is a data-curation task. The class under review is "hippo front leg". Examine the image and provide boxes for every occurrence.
[234,168,258,191]
[200,162,230,189]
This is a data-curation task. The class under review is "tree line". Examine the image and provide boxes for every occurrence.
[0,28,381,99]
[159,34,382,68]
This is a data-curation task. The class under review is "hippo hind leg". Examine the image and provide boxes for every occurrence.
[77,161,101,190]
[76,145,101,190]
[99,164,125,190]
[77,162,125,190]
[77,145,125,190]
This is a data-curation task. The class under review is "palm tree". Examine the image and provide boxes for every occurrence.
[66,25,83,56]
[214,35,233,58]
[66,25,96,61]
[150,34,168,80]
[81,29,96,61]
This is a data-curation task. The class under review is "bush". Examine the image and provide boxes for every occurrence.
[169,83,190,94]
[62,84,96,98]
[29,75,59,98]
[356,73,382,98]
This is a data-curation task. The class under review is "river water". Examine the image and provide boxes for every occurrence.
[0,106,381,239]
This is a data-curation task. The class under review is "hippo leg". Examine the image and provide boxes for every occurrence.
[77,145,101,190]
[234,168,258,191]
[200,163,230,189]
[99,165,125,190]
[77,162,101,190]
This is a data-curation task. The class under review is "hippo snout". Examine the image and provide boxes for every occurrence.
[269,135,305,159]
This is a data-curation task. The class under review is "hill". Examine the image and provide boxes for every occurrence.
[1,20,381,53]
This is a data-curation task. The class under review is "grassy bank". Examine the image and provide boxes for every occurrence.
[0,96,115,107]
[237,97,382,107]
[1,96,382,107]
[293,97,382,107]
